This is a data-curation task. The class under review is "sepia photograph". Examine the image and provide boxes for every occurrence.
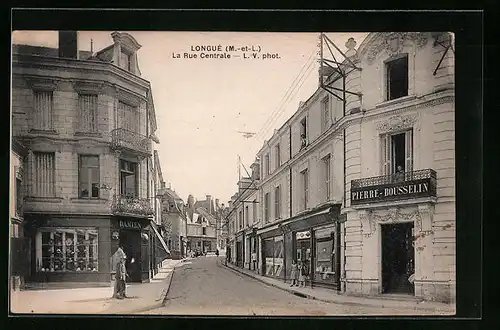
[9,28,457,316]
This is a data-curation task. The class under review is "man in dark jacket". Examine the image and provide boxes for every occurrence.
[115,255,128,299]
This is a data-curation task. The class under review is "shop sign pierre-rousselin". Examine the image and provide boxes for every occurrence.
[351,177,435,205]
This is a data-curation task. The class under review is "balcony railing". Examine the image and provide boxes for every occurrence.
[351,169,437,205]
[111,128,152,156]
[111,195,154,217]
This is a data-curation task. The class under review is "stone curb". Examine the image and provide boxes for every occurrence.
[218,259,454,313]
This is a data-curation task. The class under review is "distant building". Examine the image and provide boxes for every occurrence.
[186,195,217,253]
[159,183,187,259]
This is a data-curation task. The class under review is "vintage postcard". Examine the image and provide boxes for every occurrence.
[10,29,456,316]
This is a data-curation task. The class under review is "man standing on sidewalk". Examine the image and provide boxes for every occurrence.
[116,255,128,299]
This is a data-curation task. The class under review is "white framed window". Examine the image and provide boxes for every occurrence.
[78,94,98,133]
[37,228,98,272]
[274,185,281,219]
[118,101,139,133]
[301,169,309,210]
[120,159,138,197]
[32,152,55,197]
[386,54,409,101]
[78,155,100,198]
[323,155,331,201]
[321,96,330,132]
[381,129,413,179]
[33,91,53,130]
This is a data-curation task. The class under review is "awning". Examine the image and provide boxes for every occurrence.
[150,220,170,254]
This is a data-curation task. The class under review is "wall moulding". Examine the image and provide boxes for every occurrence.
[365,32,429,65]
[376,113,419,134]
[25,77,57,91]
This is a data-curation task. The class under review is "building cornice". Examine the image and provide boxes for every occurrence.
[12,54,151,93]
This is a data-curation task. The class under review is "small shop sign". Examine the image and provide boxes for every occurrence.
[296,231,311,240]
[119,220,142,230]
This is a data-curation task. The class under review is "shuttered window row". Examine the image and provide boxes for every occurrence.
[79,94,98,132]
[33,152,55,197]
[33,91,53,130]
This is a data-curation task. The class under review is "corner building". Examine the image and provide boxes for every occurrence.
[342,32,455,303]
[11,31,164,284]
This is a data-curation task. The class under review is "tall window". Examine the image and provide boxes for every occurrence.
[121,51,131,71]
[321,96,330,132]
[275,144,281,169]
[323,155,331,201]
[245,205,249,227]
[300,117,308,149]
[264,193,270,222]
[301,169,309,210]
[265,154,270,176]
[79,155,100,198]
[202,227,207,236]
[239,210,243,229]
[253,199,257,222]
[274,185,281,219]
[38,228,98,272]
[381,129,413,179]
[33,152,55,197]
[78,94,98,133]
[386,55,409,101]
[15,177,22,217]
[33,91,53,130]
[120,159,138,197]
[118,101,139,133]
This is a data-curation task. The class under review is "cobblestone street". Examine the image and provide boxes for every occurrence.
[141,256,448,316]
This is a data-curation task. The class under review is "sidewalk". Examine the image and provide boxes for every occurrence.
[220,259,455,314]
[10,259,184,315]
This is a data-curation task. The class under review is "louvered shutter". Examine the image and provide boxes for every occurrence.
[405,129,413,180]
[381,134,391,176]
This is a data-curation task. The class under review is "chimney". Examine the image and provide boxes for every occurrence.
[59,31,78,59]
[206,195,212,213]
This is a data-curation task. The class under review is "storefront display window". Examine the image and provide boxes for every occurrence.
[38,228,98,272]
[263,236,284,278]
[264,238,274,276]
[314,228,335,283]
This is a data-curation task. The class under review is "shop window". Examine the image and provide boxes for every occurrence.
[321,96,330,132]
[381,129,413,179]
[37,228,98,272]
[33,152,55,197]
[33,91,53,130]
[120,159,138,197]
[386,55,409,101]
[274,185,281,219]
[314,229,335,283]
[78,94,98,133]
[79,155,100,198]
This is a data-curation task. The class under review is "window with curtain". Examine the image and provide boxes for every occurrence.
[33,91,53,130]
[78,94,98,132]
[33,152,55,197]
[79,155,100,198]
[38,228,98,272]
[323,155,331,201]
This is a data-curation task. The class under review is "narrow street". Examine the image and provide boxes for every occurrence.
[141,256,438,316]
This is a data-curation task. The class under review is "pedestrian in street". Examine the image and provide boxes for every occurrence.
[115,255,128,299]
[298,260,306,288]
[112,245,126,298]
[290,260,299,287]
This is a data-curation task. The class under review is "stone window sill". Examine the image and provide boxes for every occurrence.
[74,131,102,138]
[29,129,58,135]
[25,197,63,203]
[375,95,417,109]
[70,198,108,203]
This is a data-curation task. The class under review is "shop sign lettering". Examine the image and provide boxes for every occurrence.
[119,220,142,229]
[351,178,435,205]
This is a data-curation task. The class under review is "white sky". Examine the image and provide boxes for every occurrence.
[12,31,368,204]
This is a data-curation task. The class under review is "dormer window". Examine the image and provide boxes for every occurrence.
[386,55,409,101]
[120,51,131,71]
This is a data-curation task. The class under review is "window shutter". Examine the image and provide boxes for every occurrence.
[405,129,413,179]
[381,135,390,175]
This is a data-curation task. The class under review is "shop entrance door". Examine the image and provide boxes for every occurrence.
[119,229,142,283]
[381,222,415,294]
[296,238,311,281]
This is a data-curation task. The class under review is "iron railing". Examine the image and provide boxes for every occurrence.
[111,195,154,216]
[351,169,437,189]
[111,128,152,156]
